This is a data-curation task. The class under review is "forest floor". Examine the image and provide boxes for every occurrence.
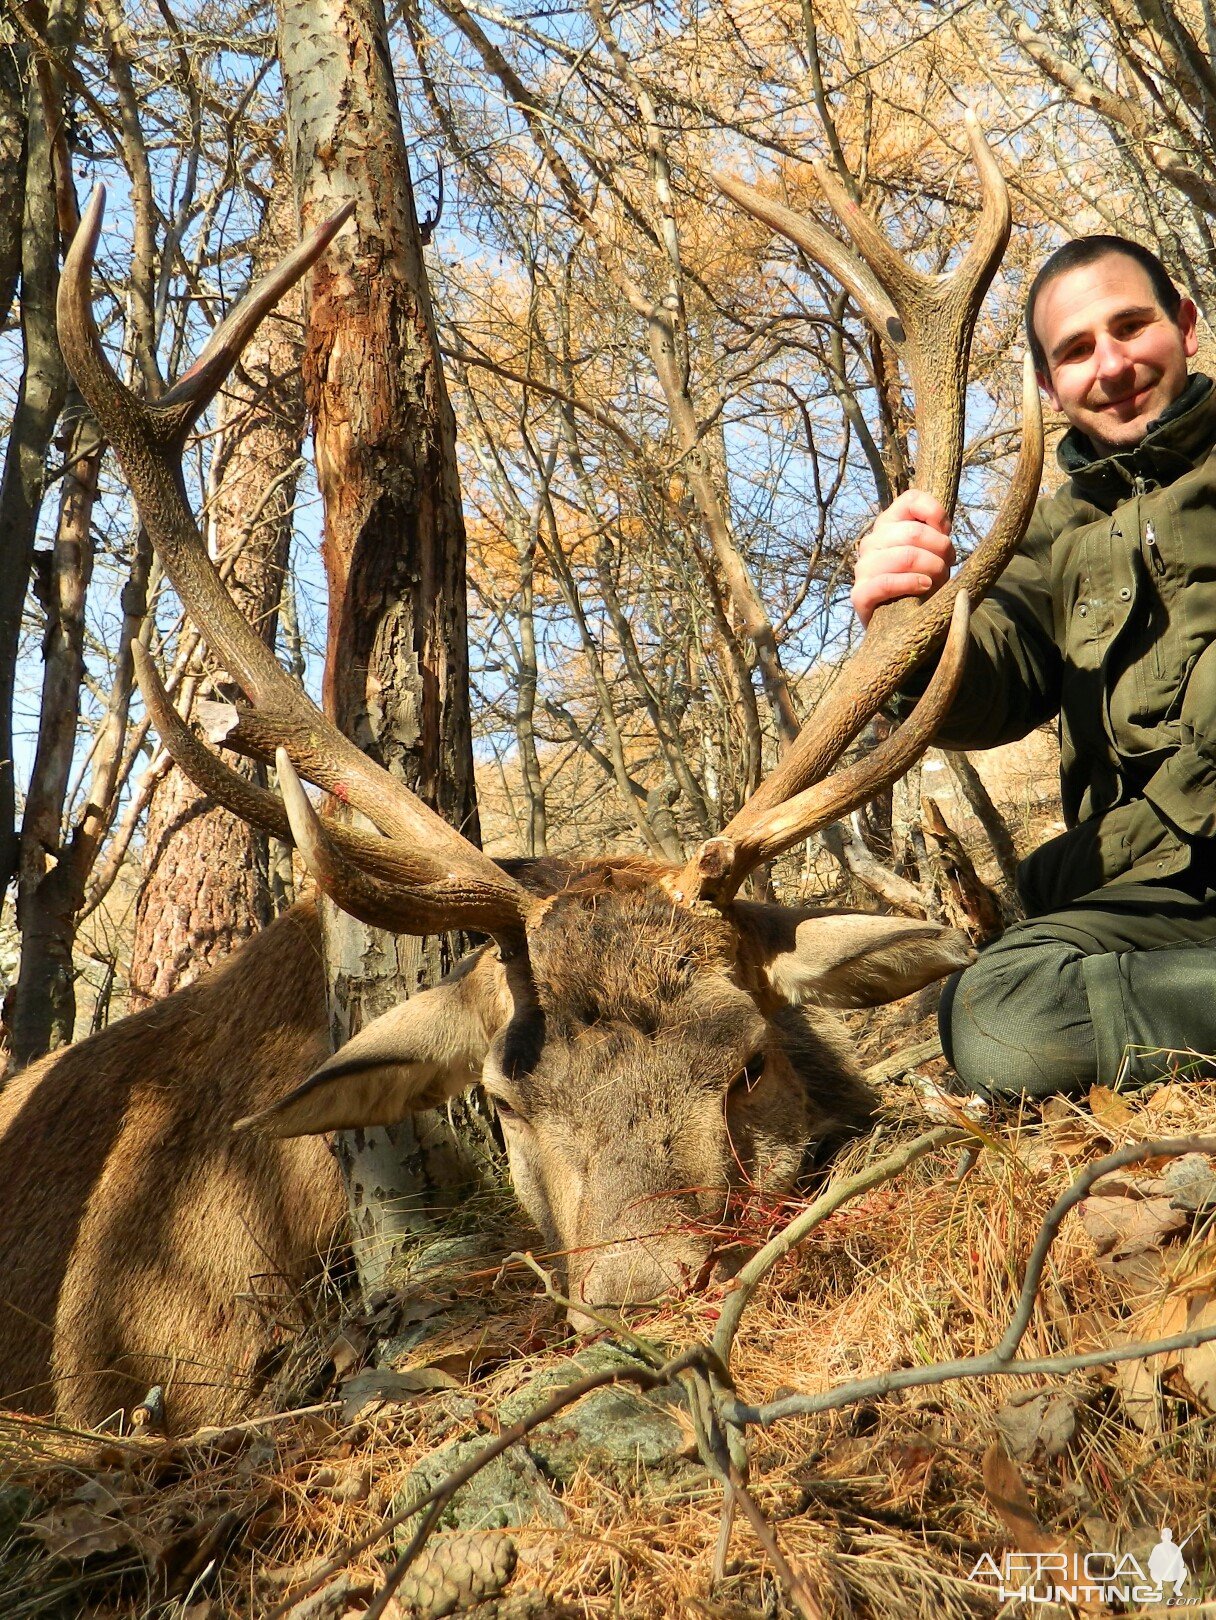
[4,995,1216,1619]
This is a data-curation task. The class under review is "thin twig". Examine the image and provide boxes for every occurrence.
[730,1133,1216,1427]
[732,1320,1216,1427]
[712,1125,968,1363]
[507,1249,669,1367]
[994,1134,1216,1361]
[727,1467,826,1620]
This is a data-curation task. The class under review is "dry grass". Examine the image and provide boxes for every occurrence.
[5,1063,1216,1618]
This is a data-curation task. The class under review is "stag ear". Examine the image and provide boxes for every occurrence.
[234,947,509,1136]
[735,902,976,1010]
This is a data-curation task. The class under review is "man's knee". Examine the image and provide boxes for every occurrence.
[938,941,1096,1101]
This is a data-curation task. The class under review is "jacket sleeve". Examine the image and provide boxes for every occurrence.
[894,500,1063,748]
[1141,636,1216,838]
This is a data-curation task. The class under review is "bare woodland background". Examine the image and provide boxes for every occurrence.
[3,0,1216,1061]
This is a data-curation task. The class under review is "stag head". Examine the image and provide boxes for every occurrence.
[57,114,1041,1321]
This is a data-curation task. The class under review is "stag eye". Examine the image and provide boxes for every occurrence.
[728,1053,767,1096]
[489,1093,525,1128]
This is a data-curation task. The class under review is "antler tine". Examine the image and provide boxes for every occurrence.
[276,753,529,939]
[678,356,1042,905]
[714,592,972,888]
[134,645,530,940]
[715,110,1010,515]
[132,641,292,840]
[710,173,900,341]
[63,189,532,936]
[154,200,356,441]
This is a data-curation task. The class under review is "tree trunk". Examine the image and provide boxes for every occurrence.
[127,185,306,1008]
[0,0,81,909]
[9,413,100,1061]
[0,33,26,321]
[277,0,485,1293]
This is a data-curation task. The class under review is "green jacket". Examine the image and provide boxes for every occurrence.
[922,373,1216,915]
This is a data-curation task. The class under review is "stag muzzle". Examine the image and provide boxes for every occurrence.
[566,1229,719,1334]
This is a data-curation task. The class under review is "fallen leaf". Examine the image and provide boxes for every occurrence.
[339,1365,459,1421]
[72,1476,132,1516]
[886,1440,937,1502]
[1087,1085,1136,1130]
[995,1389,1079,1461]
[1141,1084,1191,1120]
[981,1446,1103,1615]
[327,1328,367,1380]
[1174,1292,1216,1410]
[1111,1343,1160,1433]
[1078,1194,1187,1258]
[422,1330,498,1382]
[1066,1307,1122,1354]
[981,1443,1055,1553]
[1109,1291,1189,1431]
[23,1502,141,1562]
[1095,1247,1168,1301]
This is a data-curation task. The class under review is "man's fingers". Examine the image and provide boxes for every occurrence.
[850,490,956,628]
[857,520,956,568]
[887,488,951,531]
[850,572,936,627]
[855,541,954,582]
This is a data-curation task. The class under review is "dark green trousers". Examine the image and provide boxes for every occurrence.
[940,874,1216,1099]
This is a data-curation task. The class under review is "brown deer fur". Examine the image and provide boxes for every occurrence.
[0,903,342,1431]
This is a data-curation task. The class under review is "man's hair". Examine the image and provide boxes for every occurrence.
[1025,236,1182,373]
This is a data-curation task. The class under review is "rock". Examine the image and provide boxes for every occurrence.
[398,1440,566,1537]
[1078,1194,1188,1258]
[393,1342,694,1548]
[497,1343,690,1490]
[1163,1154,1216,1212]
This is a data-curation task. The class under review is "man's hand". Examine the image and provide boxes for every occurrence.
[851,489,955,629]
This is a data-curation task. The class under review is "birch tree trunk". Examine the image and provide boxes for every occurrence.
[127,185,306,1008]
[276,0,484,1293]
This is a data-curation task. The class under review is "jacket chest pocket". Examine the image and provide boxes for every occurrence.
[1059,539,1106,673]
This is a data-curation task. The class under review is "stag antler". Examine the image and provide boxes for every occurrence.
[671,112,1043,905]
[60,189,531,946]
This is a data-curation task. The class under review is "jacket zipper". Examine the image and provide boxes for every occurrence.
[1146,521,1165,573]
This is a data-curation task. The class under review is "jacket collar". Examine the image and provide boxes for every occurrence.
[1058,373,1216,508]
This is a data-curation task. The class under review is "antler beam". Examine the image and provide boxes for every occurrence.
[62,188,530,945]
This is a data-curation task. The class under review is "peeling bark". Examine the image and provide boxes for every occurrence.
[276,0,484,1292]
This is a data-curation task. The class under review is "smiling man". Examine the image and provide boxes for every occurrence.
[854,234,1216,1099]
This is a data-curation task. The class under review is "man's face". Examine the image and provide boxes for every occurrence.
[1034,253,1198,453]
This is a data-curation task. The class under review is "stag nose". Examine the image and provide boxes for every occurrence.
[567,1235,712,1334]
